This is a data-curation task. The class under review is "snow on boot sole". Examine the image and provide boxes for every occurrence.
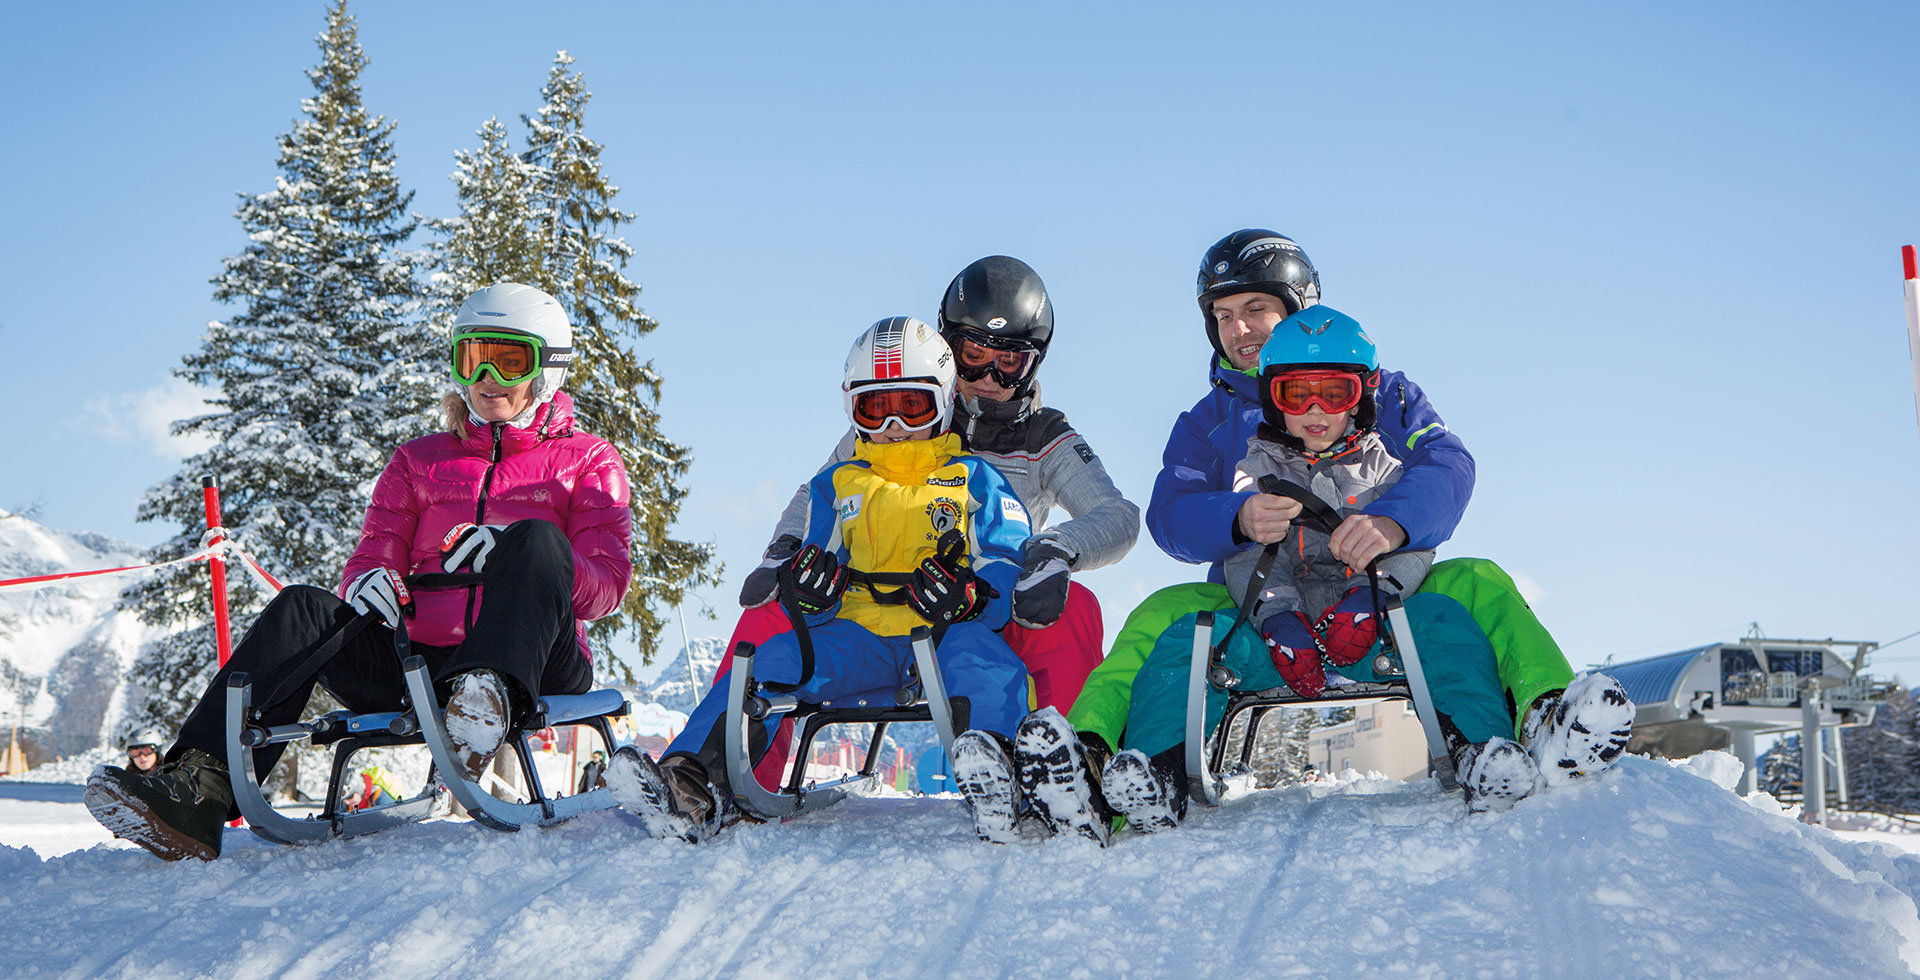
[605,748,699,842]
[444,671,509,783]
[1459,737,1540,814]
[1014,709,1108,846]
[952,731,1021,845]
[1102,750,1179,834]
[82,772,217,862]
[1530,673,1634,787]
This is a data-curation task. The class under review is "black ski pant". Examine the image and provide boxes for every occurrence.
[170,519,593,806]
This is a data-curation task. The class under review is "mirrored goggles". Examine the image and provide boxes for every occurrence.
[451,331,573,387]
[850,383,943,434]
[1268,369,1368,416]
[953,333,1037,388]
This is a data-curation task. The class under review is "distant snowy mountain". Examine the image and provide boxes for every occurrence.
[636,635,728,713]
[5,752,1917,976]
[0,509,170,768]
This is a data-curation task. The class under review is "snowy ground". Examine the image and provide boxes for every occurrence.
[4,753,1918,979]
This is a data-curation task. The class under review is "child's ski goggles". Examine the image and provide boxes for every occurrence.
[951,330,1038,388]
[849,383,943,434]
[1267,369,1371,416]
[451,330,573,387]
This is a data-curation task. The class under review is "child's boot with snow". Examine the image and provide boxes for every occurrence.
[952,729,1023,844]
[607,747,718,842]
[1101,747,1186,834]
[1455,737,1541,813]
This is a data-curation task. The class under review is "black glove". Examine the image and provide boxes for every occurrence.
[907,532,988,626]
[781,544,848,616]
[1011,536,1074,629]
[740,534,802,608]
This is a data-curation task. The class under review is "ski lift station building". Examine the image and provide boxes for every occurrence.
[1605,636,1887,794]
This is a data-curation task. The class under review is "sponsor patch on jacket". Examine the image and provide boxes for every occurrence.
[1000,497,1030,525]
[926,474,966,487]
[837,494,862,521]
[1074,443,1095,465]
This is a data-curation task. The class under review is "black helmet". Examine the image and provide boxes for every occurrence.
[1196,229,1322,362]
[938,255,1053,396]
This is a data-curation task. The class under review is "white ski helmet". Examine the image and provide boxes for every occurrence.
[841,316,956,435]
[127,730,165,751]
[450,283,574,421]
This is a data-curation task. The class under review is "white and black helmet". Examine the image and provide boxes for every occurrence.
[450,283,574,422]
[841,316,957,435]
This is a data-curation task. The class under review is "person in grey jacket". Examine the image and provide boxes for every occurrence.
[733,256,1140,716]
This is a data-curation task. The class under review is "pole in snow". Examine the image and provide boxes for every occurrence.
[200,476,233,667]
[1904,246,1920,443]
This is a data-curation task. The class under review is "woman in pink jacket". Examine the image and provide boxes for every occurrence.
[85,283,634,862]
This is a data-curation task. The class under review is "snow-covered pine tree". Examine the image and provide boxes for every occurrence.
[428,51,718,680]
[421,117,545,324]
[1758,735,1800,798]
[1840,686,1920,811]
[121,0,429,736]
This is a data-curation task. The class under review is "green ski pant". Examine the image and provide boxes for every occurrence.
[1066,558,1574,752]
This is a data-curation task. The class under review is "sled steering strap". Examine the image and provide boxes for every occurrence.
[258,572,484,713]
[1211,476,1345,658]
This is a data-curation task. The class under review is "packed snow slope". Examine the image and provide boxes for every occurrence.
[6,753,1918,979]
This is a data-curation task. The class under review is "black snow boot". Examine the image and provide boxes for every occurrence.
[1014,707,1113,846]
[952,729,1022,844]
[606,747,721,842]
[1455,737,1541,814]
[83,748,234,861]
[1100,747,1187,834]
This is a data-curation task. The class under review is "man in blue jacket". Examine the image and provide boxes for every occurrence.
[1057,230,1596,833]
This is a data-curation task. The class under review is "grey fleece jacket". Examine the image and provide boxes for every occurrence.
[1224,429,1434,623]
[767,390,1140,571]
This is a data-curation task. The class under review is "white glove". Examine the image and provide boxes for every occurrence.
[440,523,506,574]
[344,568,410,629]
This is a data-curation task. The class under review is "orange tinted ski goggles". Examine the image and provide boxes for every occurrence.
[1268,369,1368,416]
[850,385,942,434]
[452,331,573,386]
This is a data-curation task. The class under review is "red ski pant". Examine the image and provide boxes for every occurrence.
[709,582,1106,790]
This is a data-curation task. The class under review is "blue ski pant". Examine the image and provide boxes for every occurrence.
[1120,592,1508,759]
[666,618,1030,766]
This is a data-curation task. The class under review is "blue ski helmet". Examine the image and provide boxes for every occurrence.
[1257,305,1376,374]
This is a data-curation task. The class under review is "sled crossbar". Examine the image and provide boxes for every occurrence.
[725,626,958,820]
[225,661,631,843]
[1185,598,1458,807]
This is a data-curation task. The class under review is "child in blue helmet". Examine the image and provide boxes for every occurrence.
[1036,307,1622,839]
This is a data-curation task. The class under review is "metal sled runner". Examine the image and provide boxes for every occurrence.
[722,625,960,820]
[223,579,631,844]
[1185,594,1459,806]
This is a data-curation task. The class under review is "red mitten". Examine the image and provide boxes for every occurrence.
[1315,587,1381,667]
[1261,611,1327,698]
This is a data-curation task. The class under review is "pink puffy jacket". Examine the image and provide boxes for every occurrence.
[338,391,633,661]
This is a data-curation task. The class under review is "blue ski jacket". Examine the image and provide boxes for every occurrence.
[1146,358,1474,582]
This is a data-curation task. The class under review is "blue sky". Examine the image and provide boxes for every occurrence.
[6,2,1919,682]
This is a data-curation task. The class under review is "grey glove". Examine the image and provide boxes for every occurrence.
[1012,536,1074,630]
[740,534,802,608]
